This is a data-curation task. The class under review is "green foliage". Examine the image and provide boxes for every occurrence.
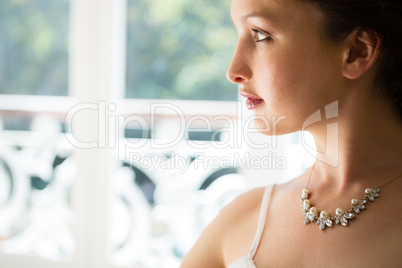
[126,0,237,101]
[0,0,237,100]
[0,0,69,96]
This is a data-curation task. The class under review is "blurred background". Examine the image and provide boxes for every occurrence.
[0,0,315,267]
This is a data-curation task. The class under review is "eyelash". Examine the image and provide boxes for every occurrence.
[251,28,271,42]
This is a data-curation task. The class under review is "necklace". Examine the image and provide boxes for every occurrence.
[301,163,402,231]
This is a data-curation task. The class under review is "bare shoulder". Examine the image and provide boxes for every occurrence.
[181,186,267,268]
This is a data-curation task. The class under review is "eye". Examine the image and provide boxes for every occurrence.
[251,28,271,42]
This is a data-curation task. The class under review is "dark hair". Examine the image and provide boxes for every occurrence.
[304,0,402,120]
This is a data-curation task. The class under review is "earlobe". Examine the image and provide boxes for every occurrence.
[342,28,382,80]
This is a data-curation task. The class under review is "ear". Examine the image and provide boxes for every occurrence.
[342,28,382,80]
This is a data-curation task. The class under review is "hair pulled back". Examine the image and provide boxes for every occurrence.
[304,0,402,120]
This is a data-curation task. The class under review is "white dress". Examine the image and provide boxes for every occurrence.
[228,184,275,268]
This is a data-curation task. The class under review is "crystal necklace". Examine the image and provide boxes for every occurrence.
[301,163,402,230]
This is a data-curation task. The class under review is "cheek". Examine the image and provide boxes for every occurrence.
[256,53,308,108]
[253,48,324,132]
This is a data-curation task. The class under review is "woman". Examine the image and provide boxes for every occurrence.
[182,0,402,267]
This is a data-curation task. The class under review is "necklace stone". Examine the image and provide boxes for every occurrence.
[300,187,380,230]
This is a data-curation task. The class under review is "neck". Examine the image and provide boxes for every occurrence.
[306,91,402,192]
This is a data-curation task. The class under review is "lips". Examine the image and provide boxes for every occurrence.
[239,91,264,110]
[245,98,264,110]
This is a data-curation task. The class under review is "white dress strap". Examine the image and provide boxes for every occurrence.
[247,184,275,259]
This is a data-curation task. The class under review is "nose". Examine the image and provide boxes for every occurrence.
[226,41,252,84]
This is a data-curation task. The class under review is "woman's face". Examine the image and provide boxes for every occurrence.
[228,0,346,135]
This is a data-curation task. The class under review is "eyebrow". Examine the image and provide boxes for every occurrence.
[231,10,278,26]
[240,11,270,22]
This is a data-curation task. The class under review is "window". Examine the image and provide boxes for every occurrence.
[0,0,69,96]
[126,0,237,101]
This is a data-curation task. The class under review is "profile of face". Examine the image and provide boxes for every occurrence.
[227,0,347,135]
